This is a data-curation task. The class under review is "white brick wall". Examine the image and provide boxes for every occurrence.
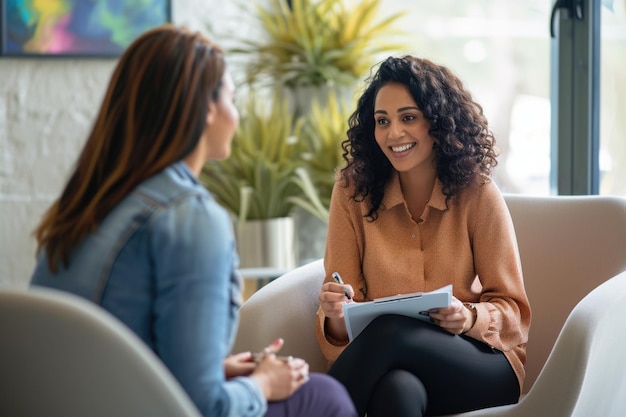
[0,59,114,286]
[0,0,248,286]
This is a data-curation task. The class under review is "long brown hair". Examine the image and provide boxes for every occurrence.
[34,25,225,272]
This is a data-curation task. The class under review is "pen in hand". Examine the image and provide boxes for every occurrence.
[331,272,352,300]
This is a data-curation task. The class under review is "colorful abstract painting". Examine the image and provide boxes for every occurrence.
[0,0,171,57]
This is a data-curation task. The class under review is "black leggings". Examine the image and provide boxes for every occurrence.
[328,314,520,417]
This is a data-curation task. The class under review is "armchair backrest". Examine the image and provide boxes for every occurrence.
[233,195,626,395]
[0,287,201,417]
[504,195,626,392]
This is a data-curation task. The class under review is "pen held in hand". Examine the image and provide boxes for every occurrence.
[331,272,352,300]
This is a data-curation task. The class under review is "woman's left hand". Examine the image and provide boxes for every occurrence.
[428,297,475,335]
[224,352,256,379]
[224,338,286,379]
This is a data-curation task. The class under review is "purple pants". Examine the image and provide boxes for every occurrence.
[266,372,357,417]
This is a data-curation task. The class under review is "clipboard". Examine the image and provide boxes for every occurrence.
[342,284,453,341]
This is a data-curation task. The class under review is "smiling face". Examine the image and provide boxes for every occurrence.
[373,82,436,177]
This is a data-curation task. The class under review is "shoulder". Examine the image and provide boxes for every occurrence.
[330,177,370,218]
[136,163,233,246]
[445,179,509,224]
[454,178,505,209]
[153,192,231,239]
[451,179,514,235]
[331,177,358,206]
[137,162,211,207]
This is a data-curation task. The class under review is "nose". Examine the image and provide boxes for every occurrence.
[388,121,404,139]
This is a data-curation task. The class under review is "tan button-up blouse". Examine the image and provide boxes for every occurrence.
[315,173,531,390]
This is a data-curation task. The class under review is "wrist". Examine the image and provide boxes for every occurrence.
[324,317,349,345]
[250,371,272,399]
[462,302,478,334]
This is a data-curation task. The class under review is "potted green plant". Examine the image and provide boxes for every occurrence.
[200,91,323,270]
[201,91,324,221]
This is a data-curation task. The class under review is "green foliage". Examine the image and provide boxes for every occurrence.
[231,0,408,89]
[299,91,353,216]
[201,92,325,221]
[200,89,353,223]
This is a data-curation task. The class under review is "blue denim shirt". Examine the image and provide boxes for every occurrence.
[31,161,267,417]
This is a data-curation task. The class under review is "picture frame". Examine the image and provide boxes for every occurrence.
[0,0,172,58]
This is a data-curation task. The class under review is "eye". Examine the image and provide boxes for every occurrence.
[403,114,416,122]
[375,118,389,126]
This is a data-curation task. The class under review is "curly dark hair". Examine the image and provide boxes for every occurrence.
[340,55,499,220]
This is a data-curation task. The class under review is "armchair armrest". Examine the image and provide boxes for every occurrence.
[232,259,328,372]
[442,270,626,417]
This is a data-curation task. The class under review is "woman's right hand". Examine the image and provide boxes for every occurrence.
[318,281,353,343]
[318,281,354,319]
[250,355,310,401]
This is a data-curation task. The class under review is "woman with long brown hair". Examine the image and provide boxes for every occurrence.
[31,24,356,417]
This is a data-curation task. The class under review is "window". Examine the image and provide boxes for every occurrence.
[600,1,626,197]
[386,0,623,197]
[387,0,553,194]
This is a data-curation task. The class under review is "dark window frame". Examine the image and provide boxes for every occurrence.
[551,0,601,195]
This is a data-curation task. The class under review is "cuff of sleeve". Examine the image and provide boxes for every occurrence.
[226,376,267,417]
[462,302,489,340]
[461,302,478,334]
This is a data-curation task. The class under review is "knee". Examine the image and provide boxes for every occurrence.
[381,369,427,396]
[305,373,357,417]
[369,370,427,417]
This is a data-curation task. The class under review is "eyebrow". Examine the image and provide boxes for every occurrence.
[374,106,420,115]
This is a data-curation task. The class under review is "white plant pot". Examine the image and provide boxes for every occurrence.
[235,217,296,270]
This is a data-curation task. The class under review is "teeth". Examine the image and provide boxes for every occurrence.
[391,143,415,152]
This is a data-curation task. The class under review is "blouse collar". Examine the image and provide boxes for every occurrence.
[380,171,448,212]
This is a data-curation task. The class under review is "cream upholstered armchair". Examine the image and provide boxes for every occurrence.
[233,195,626,416]
[0,287,202,417]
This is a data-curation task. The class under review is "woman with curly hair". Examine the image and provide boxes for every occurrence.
[315,56,531,417]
